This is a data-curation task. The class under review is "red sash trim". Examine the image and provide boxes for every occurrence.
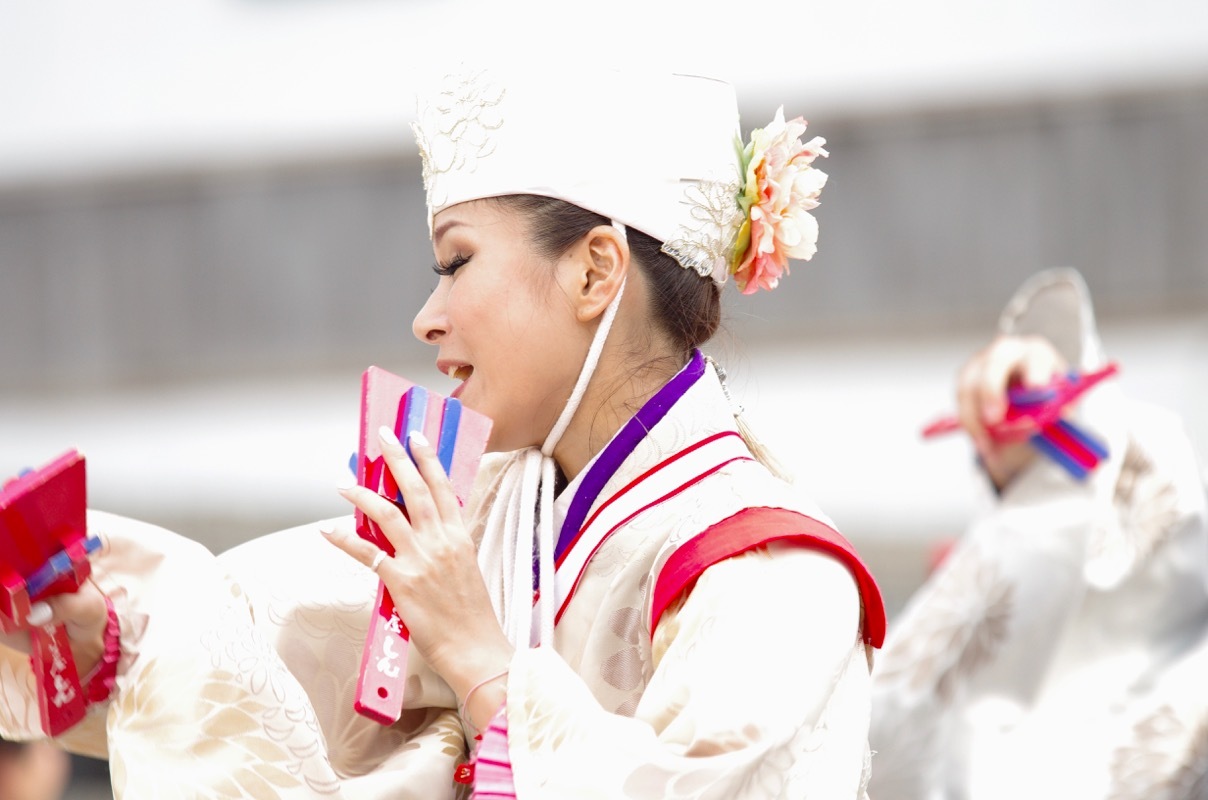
[651,506,887,648]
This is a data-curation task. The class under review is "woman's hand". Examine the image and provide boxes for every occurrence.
[324,427,513,720]
[956,335,1067,491]
[0,579,109,678]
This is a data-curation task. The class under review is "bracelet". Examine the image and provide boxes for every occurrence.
[81,595,120,706]
[457,668,509,732]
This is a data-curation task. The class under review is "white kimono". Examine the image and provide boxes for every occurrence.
[1,355,883,798]
[869,269,1208,799]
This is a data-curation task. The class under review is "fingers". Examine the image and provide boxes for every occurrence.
[321,526,395,578]
[3,583,106,634]
[0,581,110,665]
[337,482,413,553]
[338,425,462,549]
[49,583,108,641]
[405,431,461,523]
[961,336,1067,429]
[977,337,1030,425]
[0,600,54,632]
[957,356,993,459]
[1019,336,1067,387]
[28,601,54,627]
[955,334,1067,490]
[377,426,440,529]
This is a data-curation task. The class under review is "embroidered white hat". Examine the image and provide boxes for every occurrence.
[411,65,745,284]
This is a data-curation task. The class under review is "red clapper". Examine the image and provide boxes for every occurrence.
[352,367,491,725]
[922,363,1120,479]
[1,451,99,735]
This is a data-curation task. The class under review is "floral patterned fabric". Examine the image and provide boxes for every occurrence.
[0,364,876,798]
[869,269,1208,800]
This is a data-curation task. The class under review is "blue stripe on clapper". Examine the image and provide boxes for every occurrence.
[398,387,429,458]
[27,551,70,597]
[392,387,429,505]
[438,398,462,476]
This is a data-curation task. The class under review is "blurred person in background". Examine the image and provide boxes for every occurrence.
[869,269,1208,799]
[0,66,887,798]
[0,738,69,800]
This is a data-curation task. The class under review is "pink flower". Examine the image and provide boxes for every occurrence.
[731,107,828,294]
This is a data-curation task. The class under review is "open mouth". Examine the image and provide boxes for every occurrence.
[447,364,473,398]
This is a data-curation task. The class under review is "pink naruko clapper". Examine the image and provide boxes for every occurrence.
[920,363,1119,479]
[921,363,1119,442]
[353,367,491,725]
[1,451,94,736]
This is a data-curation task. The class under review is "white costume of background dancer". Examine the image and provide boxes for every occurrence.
[870,269,1208,800]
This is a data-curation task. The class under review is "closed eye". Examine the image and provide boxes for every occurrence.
[433,253,471,277]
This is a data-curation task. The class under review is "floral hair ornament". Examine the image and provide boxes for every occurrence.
[411,66,827,294]
[730,107,829,295]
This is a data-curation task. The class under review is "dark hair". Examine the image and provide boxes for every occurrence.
[493,195,721,359]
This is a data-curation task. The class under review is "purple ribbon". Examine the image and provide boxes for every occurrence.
[555,350,707,563]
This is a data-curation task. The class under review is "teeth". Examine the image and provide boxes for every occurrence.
[447,366,458,379]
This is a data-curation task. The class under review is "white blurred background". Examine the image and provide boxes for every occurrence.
[2,1,1208,793]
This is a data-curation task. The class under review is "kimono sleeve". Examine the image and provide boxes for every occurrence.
[3,511,475,799]
[504,543,873,799]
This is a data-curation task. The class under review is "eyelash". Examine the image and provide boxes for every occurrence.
[433,253,470,277]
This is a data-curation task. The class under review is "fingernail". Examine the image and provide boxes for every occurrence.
[27,601,52,627]
[409,430,429,448]
[379,425,401,447]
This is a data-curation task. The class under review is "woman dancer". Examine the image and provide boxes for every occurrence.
[1,66,885,798]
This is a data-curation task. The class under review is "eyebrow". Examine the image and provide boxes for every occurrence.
[432,220,465,247]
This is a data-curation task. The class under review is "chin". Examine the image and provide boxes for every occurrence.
[460,395,546,454]
[482,418,545,455]
[484,428,523,454]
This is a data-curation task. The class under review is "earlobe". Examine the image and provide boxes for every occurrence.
[574,227,629,323]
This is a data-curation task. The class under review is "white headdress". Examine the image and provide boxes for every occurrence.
[412,65,749,284]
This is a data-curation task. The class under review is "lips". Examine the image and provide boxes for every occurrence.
[438,361,473,399]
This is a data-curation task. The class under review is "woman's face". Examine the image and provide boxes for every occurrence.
[412,200,589,452]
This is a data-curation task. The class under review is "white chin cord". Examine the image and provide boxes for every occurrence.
[478,222,628,649]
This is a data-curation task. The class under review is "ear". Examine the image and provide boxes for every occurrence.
[561,225,630,324]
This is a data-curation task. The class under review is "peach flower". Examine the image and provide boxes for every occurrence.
[731,107,828,294]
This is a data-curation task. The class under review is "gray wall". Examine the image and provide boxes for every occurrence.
[3,84,1206,393]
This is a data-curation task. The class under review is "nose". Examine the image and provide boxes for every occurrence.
[412,280,449,344]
